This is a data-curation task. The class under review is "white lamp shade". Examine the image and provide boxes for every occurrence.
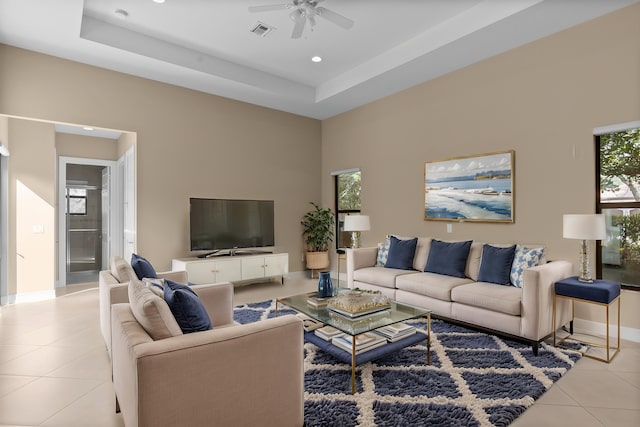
[344,215,370,232]
[563,214,606,240]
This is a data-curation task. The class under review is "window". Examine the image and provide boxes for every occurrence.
[333,169,361,249]
[596,127,640,289]
[68,188,87,215]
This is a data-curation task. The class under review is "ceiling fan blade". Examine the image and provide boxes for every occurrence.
[291,13,306,38]
[248,4,292,13]
[315,6,354,30]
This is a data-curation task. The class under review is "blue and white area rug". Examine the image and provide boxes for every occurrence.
[234,300,582,427]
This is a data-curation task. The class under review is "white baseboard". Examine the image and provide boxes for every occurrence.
[574,317,640,343]
[2,290,56,305]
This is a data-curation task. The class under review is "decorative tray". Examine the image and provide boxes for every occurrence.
[327,291,391,318]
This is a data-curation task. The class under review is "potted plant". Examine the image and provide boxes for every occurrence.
[301,202,334,273]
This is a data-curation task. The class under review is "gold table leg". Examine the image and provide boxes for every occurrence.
[351,336,356,395]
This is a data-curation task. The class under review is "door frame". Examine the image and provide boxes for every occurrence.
[0,154,9,304]
[57,156,120,288]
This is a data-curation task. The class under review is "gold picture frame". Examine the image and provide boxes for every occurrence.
[424,150,514,223]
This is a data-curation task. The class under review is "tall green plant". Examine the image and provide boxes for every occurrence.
[301,202,334,252]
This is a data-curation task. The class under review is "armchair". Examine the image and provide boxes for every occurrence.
[110,279,304,427]
[99,256,189,356]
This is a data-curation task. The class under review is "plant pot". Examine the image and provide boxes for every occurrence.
[306,251,330,270]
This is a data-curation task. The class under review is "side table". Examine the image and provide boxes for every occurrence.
[553,276,621,363]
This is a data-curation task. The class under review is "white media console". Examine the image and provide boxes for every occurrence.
[172,252,288,285]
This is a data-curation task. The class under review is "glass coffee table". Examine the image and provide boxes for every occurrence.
[276,292,431,394]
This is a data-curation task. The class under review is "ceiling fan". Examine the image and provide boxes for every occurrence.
[248,0,355,39]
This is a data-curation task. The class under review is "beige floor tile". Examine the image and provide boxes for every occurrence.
[40,381,124,427]
[0,377,102,425]
[557,369,640,410]
[0,344,95,376]
[535,383,581,406]
[0,345,40,364]
[511,404,604,427]
[611,371,640,389]
[46,347,112,380]
[586,407,640,427]
[0,375,36,398]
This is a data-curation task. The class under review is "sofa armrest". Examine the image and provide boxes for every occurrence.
[157,270,188,284]
[346,247,378,288]
[112,305,303,427]
[99,271,130,356]
[520,260,573,340]
[191,282,234,326]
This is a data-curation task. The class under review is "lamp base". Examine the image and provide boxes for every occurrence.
[350,231,361,249]
[578,239,593,284]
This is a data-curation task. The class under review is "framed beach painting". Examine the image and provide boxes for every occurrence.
[424,150,514,223]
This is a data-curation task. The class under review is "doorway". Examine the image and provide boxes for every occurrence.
[58,157,117,287]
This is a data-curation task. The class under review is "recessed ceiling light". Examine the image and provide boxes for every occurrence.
[153,0,165,3]
[311,56,322,63]
[114,9,129,18]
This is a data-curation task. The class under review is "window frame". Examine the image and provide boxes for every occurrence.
[333,169,362,251]
[595,129,640,290]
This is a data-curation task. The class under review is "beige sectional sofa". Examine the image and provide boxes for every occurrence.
[346,237,573,354]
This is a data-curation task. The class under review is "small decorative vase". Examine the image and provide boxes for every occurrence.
[317,271,334,298]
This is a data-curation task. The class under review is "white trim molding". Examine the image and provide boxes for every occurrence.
[593,120,640,135]
[574,317,640,343]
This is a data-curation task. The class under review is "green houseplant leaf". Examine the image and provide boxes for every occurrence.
[301,202,335,252]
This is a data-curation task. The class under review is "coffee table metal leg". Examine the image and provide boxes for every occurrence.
[351,336,356,394]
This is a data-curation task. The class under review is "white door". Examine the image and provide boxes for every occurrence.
[101,167,110,270]
[122,147,136,261]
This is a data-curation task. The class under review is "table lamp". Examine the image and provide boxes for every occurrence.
[563,214,606,283]
[344,214,370,249]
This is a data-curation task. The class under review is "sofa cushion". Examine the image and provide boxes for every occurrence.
[413,237,433,271]
[143,278,165,297]
[111,256,137,283]
[477,244,517,285]
[128,278,183,340]
[376,236,391,266]
[464,242,484,281]
[510,245,544,288]
[396,272,473,302]
[424,239,472,278]
[451,283,522,316]
[353,266,414,289]
[163,279,213,333]
[131,253,158,280]
[385,236,418,270]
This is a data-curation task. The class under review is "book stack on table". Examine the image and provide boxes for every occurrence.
[314,325,345,341]
[374,323,417,342]
[331,332,388,355]
[306,295,331,308]
[296,313,323,332]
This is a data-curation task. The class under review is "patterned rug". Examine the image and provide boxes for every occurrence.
[234,300,582,427]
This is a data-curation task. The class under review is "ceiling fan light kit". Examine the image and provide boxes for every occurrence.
[249,0,354,39]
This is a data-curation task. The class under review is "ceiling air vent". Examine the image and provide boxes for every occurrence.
[250,22,275,37]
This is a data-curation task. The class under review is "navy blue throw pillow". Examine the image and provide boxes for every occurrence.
[384,236,418,270]
[424,239,472,278]
[131,253,158,280]
[478,244,517,285]
[163,279,212,333]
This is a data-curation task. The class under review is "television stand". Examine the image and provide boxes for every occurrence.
[173,252,289,285]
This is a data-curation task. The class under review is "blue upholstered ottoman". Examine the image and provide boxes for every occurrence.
[552,276,621,363]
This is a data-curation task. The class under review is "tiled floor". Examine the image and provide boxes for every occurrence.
[0,277,638,427]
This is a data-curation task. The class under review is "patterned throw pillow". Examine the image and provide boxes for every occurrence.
[376,236,391,266]
[510,245,544,288]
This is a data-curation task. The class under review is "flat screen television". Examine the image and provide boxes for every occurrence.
[189,198,275,255]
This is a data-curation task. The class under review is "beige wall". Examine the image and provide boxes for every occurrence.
[56,133,119,160]
[0,43,321,278]
[321,4,640,331]
[8,119,56,295]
